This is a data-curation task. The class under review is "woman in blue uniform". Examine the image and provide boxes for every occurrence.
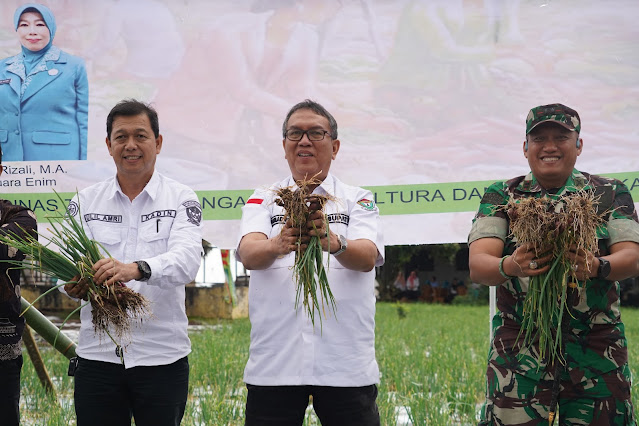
[0,3,88,161]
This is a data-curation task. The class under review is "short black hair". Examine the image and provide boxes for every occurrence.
[106,99,159,140]
[282,99,338,139]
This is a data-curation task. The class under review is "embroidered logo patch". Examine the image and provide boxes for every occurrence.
[357,199,375,211]
[183,200,202,226]
[67,200,79,217]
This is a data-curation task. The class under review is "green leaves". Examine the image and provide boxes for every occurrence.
[293,231,337,330]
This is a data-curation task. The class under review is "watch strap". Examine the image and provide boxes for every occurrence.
[596,257,611,279]
[136,260,152,281]
[333,234,347,256]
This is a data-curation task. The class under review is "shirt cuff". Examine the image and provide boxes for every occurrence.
[144,257,163,285]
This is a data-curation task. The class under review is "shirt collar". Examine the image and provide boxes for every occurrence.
[110,170,160,201]
[143,171,161,200]
[6,46,61,80]
[286,173,336,196]
[517,168,591,196]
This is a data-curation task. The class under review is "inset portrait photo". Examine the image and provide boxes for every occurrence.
[0,3,88,161]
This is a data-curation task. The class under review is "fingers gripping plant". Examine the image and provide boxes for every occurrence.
[274,176,337,329]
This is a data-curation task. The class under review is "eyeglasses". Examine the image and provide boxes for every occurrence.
[284,129,331,142]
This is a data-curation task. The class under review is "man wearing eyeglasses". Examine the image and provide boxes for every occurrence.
[236,99,385,425]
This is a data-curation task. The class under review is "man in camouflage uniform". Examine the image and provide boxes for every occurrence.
[0,148,37,426]
[468,104,639,425]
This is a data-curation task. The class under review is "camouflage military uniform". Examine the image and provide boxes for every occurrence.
[468,169,639,425]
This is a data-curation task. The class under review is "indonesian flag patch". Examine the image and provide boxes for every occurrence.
[247,198,264,204]
[357,198,375,211]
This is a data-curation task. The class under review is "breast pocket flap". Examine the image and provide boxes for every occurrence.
[90,225,123,246]
[32,131,71,145]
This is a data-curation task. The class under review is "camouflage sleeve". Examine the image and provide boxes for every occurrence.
[468,181,509,245]
[606,180,639,245]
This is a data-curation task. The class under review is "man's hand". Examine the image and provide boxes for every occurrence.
[64,276,89,301]
[564,244,597,280]
[505,243,554,278]
[305,210,338,253]
[92,258,141,286]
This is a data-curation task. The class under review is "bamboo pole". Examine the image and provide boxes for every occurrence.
[22,325,58,400]
[20,297,77,359]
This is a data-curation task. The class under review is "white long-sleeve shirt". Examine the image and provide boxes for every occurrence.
[67,171,202,368]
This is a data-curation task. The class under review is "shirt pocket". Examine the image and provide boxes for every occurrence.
[90,223,125,257]
[139,217,173,257]
[32,131,70,145]
[0,129,7,144]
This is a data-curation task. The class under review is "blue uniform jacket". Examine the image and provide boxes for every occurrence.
[0,47,88,161]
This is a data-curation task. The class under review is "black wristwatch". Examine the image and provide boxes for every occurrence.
[596,257,611,279]
[135,260,152,281]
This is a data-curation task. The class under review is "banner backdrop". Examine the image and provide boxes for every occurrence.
[1,0,638,248]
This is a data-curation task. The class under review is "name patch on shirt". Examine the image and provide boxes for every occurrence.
[182,200,202,226]
[271,214,349,227]
[141,210,177,222]
[0,79,10,85]
[327,213,349,225]
[271,215,285,227]
[84,213,123,223]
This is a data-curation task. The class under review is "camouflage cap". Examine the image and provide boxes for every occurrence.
[525,103,581,135]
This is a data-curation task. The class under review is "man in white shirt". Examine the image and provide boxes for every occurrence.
[63,99,202,426]
[237,99,385,425]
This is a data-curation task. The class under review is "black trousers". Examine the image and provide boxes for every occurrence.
[74,356,189,426]
[0,354,22,426]
[245,384,380,426]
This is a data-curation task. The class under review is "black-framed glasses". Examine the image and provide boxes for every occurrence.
[284,129,331,142]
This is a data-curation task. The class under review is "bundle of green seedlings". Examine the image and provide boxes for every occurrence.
[0,193,150,348]
[274,176,337,328]
[504,190,604,365]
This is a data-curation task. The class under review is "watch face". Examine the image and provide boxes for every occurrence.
[137,261,151,279]
[598,258,611,278]
[339,234,347,250]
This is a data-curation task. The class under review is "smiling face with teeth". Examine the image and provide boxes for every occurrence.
[283,108,340,186]
[524,122,582,190]
[107,113,163,188]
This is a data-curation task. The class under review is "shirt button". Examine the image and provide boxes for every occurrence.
[14,130,19,134]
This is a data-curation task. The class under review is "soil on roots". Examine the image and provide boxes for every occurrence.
[90,285,151,340]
